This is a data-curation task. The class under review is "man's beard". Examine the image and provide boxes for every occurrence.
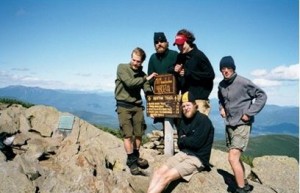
[183,109,196,119]
[156,46,167,54]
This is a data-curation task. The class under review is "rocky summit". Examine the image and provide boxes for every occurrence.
[0,103,298,193]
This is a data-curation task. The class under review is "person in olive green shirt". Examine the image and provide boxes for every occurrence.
[115,47,157,175]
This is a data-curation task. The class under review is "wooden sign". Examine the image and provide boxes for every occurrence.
[153,74,177,95]
[148,74,179,155]
[146,94,181,118]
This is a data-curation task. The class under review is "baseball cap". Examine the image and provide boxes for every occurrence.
[181,92,196,103]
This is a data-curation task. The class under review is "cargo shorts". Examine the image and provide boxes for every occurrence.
[116,106,146,138]
[166,152,204,181]
[195,99,211,116]
[225,124,251,152]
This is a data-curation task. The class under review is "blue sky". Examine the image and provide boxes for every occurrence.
[0,0,299,106]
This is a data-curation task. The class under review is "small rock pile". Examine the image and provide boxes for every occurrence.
[143,129,179,154]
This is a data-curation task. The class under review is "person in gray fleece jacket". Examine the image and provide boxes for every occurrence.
[218,56,267,193]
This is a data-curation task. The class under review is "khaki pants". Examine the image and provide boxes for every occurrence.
[166,151,203,181]
[195,99,211,116]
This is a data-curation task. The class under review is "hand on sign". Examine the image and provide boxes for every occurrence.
[146,72,158,81]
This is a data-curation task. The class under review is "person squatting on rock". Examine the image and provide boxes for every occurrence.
[147,91,214,193]
[172,29,215,116]
[218,56,267,193]
[115,47,158,175]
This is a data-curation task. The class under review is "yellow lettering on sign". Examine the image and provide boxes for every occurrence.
[155,85,171,94]
[153,74,176,95]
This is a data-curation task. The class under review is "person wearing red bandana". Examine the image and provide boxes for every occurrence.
[172,29,215,116]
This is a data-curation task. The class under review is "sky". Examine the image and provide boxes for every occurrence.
[0,0,299,107]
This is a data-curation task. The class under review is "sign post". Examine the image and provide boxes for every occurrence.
[146,74,181,156]
[164,117,174,156]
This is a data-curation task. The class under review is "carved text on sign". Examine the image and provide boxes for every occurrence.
[146,94,181,118]
[154,74,176,95]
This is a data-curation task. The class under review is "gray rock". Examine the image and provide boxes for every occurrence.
[0,103,298,193]
[252,156,299,193]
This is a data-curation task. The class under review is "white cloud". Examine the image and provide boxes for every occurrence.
[252,78,281,87]
[248,64,299,106]
[11,68,30,71]
[251,64,299,81]
[0,69,116,92]
[251,69,268,77]
[213,76,223,83]
[269,64,299,80]
[75,73,92,77]
[249,63,299,90]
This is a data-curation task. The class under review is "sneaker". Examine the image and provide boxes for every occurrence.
[137,157,149,169]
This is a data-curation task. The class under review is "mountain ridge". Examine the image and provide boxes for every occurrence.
[213,134,299,161]
[0,85,298,139]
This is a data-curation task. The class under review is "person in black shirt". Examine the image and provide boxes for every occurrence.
[147,92,214,193]
[172,29,215,115]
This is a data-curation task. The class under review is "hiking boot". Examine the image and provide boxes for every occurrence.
[126,153,142,175]
[129,162,141,175]
[235,186,251,193]
[134,149,149,169]
[137,157,149,169]
[244,183,253,192]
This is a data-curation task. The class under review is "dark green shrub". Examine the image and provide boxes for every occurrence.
[0,98,34,108]
[94,124,150,144]
[94,124,123,139]
[241,155,254,167]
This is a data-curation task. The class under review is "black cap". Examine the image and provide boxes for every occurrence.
[154,32,167,42]
[220,56,236,71]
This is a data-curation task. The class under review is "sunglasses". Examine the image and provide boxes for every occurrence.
[154,40,166,44]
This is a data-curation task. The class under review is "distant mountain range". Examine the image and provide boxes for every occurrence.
[213,134,299,161]
[0,85,299,140]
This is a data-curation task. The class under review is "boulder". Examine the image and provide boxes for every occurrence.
[0,103,298,193]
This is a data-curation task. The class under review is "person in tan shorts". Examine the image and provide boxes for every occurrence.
[147,92,214,193]
[218,56,267,193]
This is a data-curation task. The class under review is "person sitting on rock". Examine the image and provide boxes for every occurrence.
[147,91,214,193]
